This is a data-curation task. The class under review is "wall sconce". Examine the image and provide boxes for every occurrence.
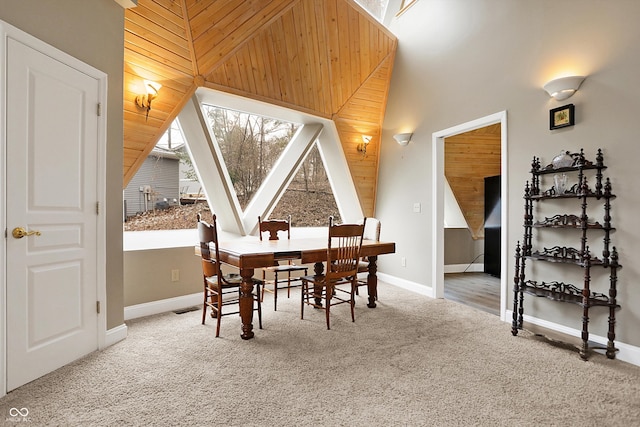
[357,135,372,158]
[393,133,412,146]
[543,76,585,101]
[135,79,162,120]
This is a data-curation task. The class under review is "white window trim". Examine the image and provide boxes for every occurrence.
[175,87,363,236]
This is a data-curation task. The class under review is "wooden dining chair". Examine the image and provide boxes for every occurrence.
[258,215,308,311]
[356,218,381,296]
[198,213,262,337]
[300,217,366,329]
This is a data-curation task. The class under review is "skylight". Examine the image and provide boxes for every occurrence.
[354,0,389,22]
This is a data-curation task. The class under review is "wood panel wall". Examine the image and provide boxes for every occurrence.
[123,0,397,217]
[445,123,501,239]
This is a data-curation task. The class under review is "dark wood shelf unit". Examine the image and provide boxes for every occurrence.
[512,148,621,360]
[526,250,606,267]
[520,281,618,308]
[537,164,605,175]
[530,193,616,201]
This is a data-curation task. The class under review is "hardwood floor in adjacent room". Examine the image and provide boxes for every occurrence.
[444,272,500,316]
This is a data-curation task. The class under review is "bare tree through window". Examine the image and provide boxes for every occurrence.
[124,107,342,231]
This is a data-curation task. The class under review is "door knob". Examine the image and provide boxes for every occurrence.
[12,227,41,239]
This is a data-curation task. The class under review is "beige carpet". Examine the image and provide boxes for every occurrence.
[1,283,639,426]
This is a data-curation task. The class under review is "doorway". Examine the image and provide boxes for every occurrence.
[431,112,508,320]
[1,20,107,395]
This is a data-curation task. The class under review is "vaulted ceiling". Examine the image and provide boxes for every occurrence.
[445,123,502,239]
[123,0,397,216]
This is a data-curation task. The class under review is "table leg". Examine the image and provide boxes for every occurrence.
[239,268,255,340]
[367,255,378,308]
[313,261,325,307]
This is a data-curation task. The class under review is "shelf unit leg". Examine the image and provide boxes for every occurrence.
[607,252,619,359]
[580,255,592,360]
[606,299,617,359]
[511,301,519,335]
[580,309,590,360]
[517,261,526,331]
[511,242,522,335]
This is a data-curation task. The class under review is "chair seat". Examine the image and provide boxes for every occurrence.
[301,274,353,287]
[355,260,374,299]
[262,263,307,311]
[300,274,322,284]
[206,274,262,287]
[225,273,263,286]
[265,264,308,273]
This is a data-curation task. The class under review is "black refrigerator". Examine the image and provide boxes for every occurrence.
[484,175,501,277]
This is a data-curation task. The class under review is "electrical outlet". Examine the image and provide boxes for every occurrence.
[401,257,406,267]
[171,269,180,282]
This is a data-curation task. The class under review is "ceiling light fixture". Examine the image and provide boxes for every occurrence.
[543,76,585,101]
[135,79,162,120]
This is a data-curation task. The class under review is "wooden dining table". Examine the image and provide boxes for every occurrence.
[213,235,396,339]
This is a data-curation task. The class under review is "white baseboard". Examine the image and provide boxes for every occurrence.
[124,292,202,321]
[506,310,640,367]
[104,323,128,348]
[377,272,433,297]
[444,263,485,273]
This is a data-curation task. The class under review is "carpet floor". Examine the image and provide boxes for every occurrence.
[1,283,639,426]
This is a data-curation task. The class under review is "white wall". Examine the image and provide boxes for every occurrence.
[378,0,640,349]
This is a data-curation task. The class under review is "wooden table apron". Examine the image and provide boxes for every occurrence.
[213,237,396,340]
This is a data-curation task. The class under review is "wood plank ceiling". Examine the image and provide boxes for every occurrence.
[445,123,501,239]
[124,0,398,216]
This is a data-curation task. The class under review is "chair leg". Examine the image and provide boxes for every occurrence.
[325,284,332,330]
[201,284,207,325]
[300,279,306,319]
[273,271,278,311]
[350,280,356,322]
[256,283,263,330]
[215,294,222,338]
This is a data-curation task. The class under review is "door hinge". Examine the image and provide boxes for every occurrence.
[97,103,102,116]
[96,301,101,314]
[96,201,100,215]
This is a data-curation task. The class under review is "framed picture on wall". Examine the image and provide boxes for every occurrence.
[550,104,575,130]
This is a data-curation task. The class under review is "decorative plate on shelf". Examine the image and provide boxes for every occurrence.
[552,151,574,169]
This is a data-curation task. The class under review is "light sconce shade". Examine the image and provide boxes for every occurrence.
[135,79,162,120]
[393,133,412,146]
[357,135,372,158]
[543,76,585,101]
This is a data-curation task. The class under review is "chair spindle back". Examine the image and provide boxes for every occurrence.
[326,216,366,280]
[258,215,291,240]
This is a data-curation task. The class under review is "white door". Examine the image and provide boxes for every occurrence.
[5,37,100,391]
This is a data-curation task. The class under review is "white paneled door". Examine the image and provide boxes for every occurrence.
[5,36,100,391]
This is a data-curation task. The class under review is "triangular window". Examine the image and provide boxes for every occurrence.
[125,97,356,233]
[201,104,300,210]
[270,142,342,226]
